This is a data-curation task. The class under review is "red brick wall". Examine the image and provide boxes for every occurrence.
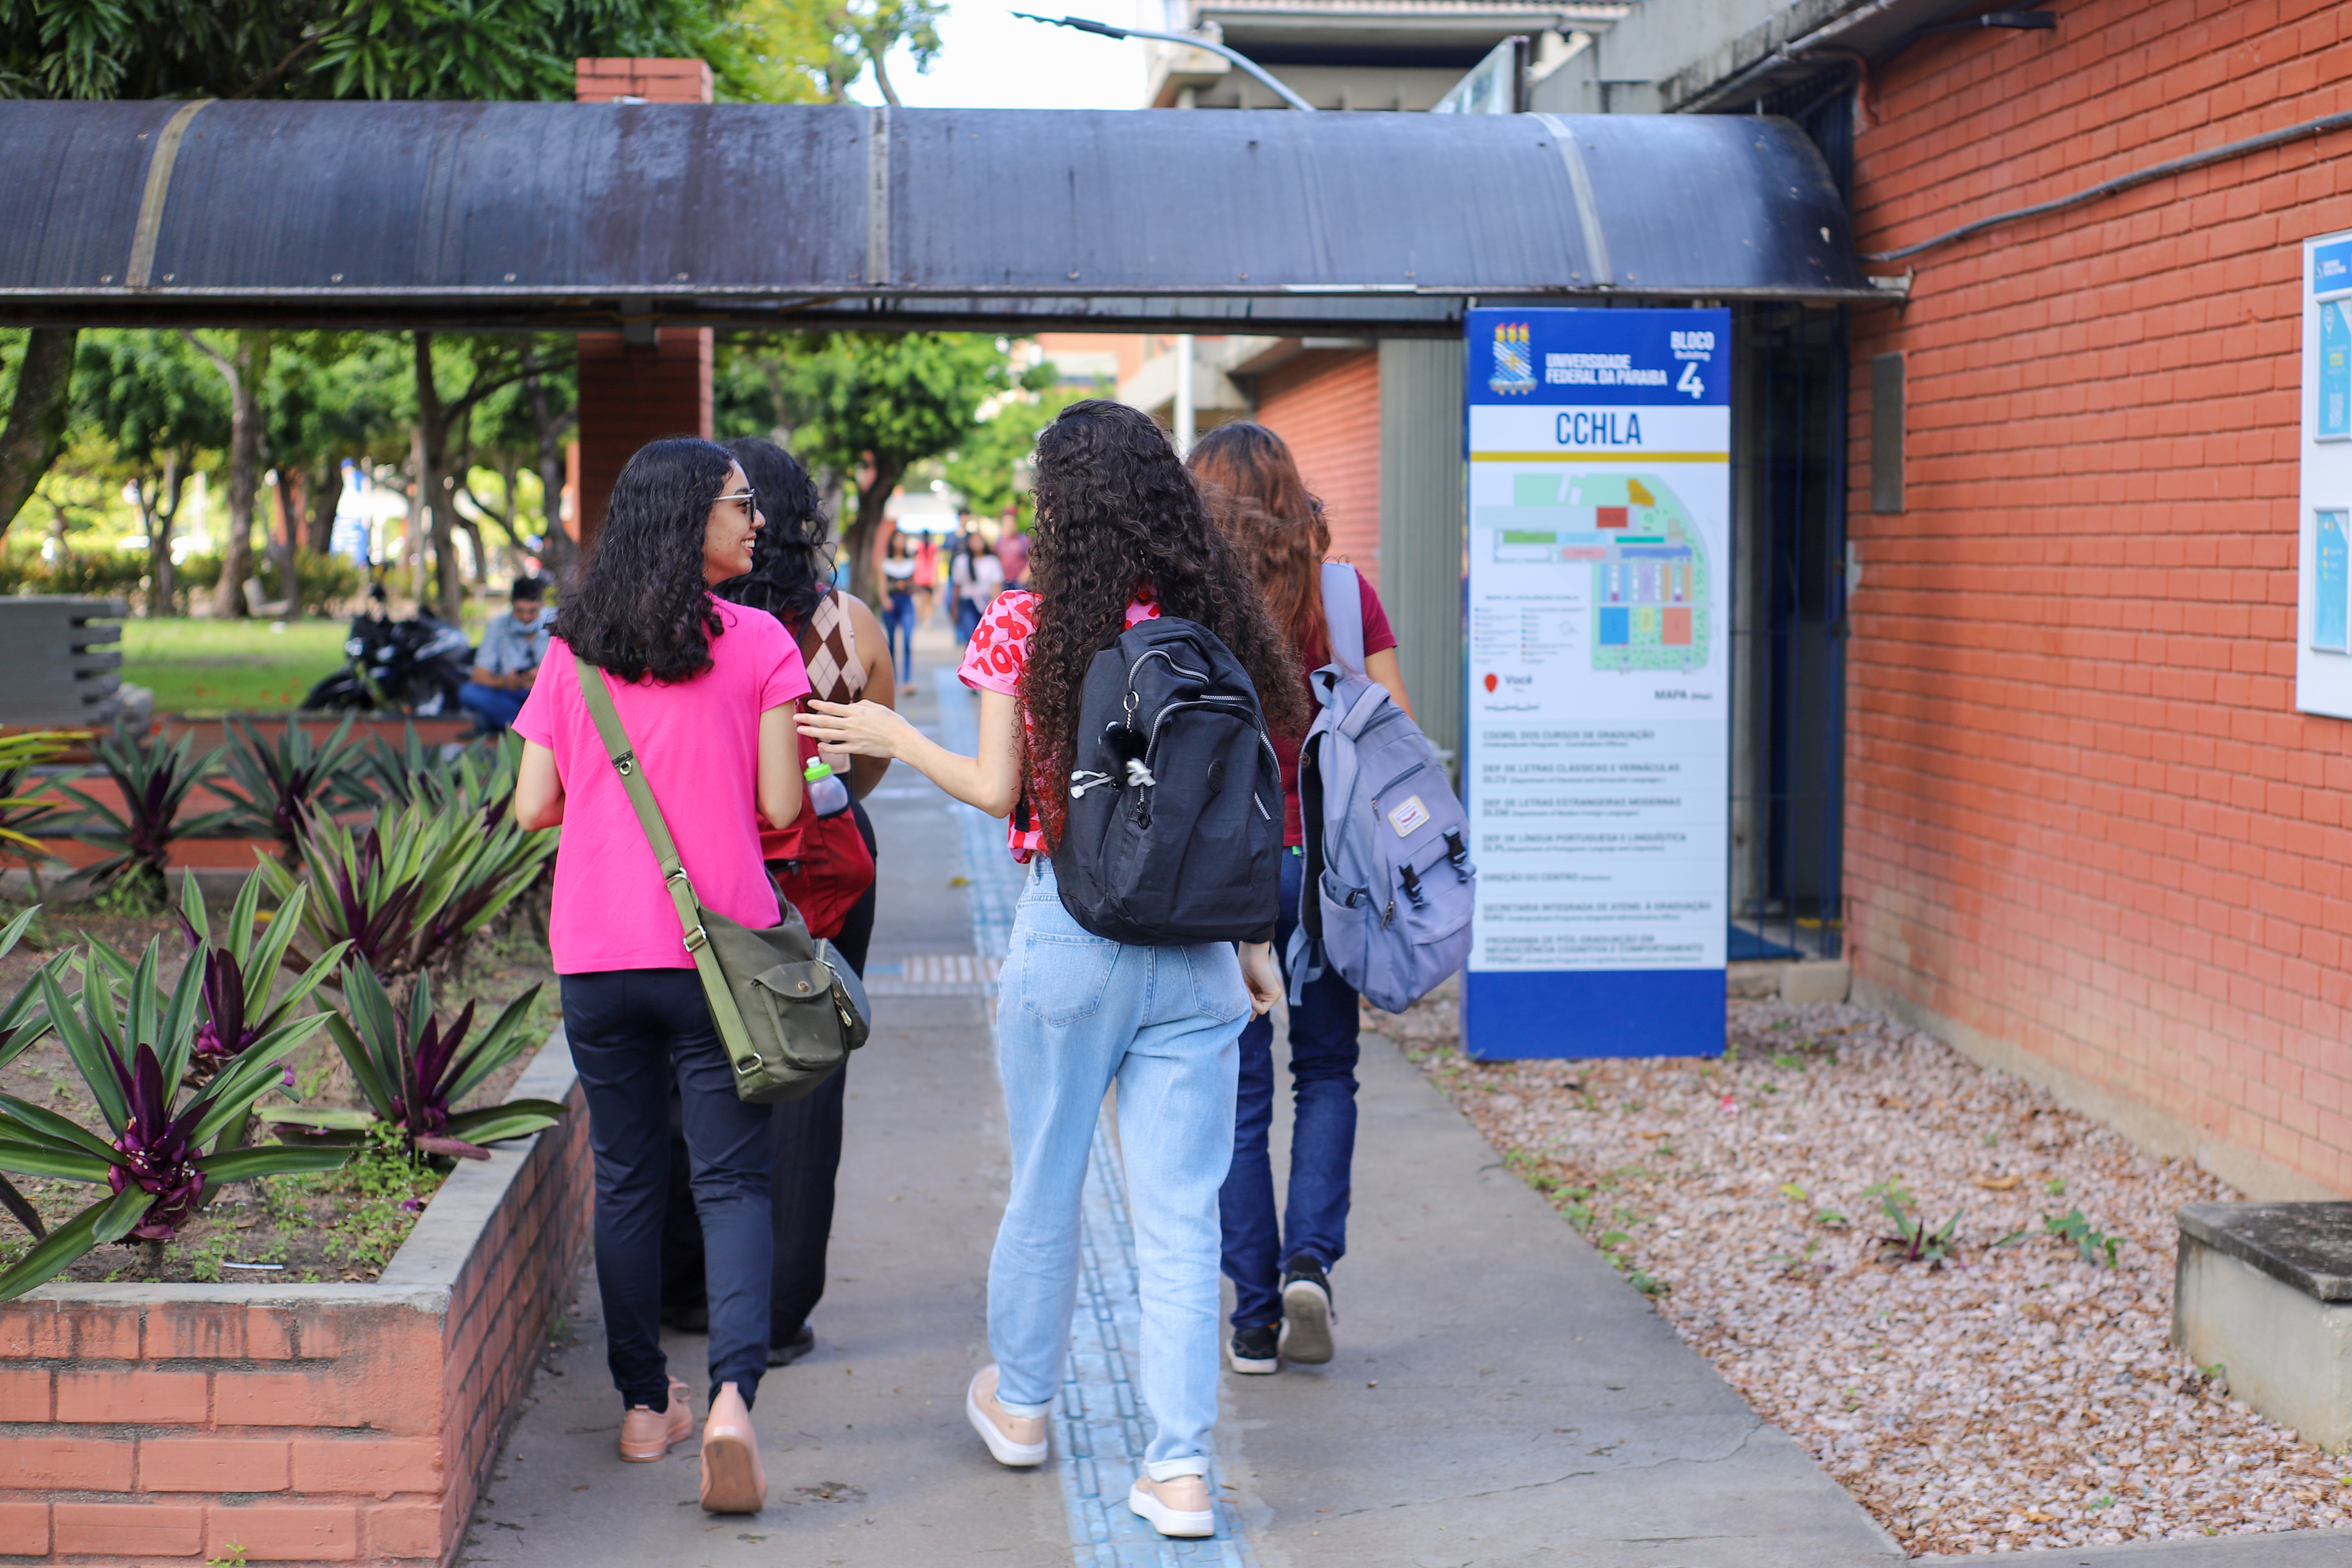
[1843,0,2352,1194]
[572,60,714,550]
[0,1075,590,1564]
[573,329,714,547]
[1254,350,1384,591]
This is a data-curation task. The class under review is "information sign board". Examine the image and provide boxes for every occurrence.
[1462,307,1731,1059]
[2300,233,2352,716]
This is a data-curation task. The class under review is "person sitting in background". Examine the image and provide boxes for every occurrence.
[460,576,553,732]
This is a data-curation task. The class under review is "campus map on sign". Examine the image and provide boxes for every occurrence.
[1462,307,1731,1061]
[1482,471,1711,673]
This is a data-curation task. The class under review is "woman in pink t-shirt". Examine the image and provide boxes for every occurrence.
[798,400,1297,1540]
[512,438,809,1515]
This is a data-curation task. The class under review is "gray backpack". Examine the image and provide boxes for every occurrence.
[1289,564,1475,1013]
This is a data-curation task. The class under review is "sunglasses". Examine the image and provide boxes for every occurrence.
[715,488,758,519]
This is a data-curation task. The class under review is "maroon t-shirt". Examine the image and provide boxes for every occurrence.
[1276,571,1398,847]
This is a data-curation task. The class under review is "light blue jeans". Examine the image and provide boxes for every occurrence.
[989,858,1249,1480]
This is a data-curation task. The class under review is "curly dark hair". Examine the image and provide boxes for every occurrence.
[718,437,832,636]
[559,437,732,684]
[1021,399,1306,848]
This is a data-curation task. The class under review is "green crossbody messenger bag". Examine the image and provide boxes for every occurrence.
[575,655,870,1104]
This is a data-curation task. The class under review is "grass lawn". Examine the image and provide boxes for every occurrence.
[120,618,352,713]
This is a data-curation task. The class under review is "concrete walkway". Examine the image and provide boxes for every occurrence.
[459,622,2344,1568]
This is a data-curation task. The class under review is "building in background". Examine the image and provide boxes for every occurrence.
[1534,0,2352,1204]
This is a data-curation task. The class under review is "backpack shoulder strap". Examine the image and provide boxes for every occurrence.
[1320,561,1365,675]
[572,653,712,953]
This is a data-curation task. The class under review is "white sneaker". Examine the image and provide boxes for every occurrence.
[966,1365,1049,1467]
[1130,1474,1214,1538]
[1278,1257,1335,1365]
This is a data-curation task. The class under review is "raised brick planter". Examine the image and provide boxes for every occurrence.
[0,1031,586,1565]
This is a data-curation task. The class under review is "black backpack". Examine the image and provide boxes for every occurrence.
[1051,616,1284,945]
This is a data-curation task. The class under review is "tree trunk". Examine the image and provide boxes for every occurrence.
[273,464,304,603]
[411,333,465,622]
[0,328,80,550]
[305,457,341,555]
[189,330,269,619]
[146,453,182,617]
[524,346,578,590]
[840,459,904,605]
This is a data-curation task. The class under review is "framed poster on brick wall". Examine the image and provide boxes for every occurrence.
[2298,231,2352,716]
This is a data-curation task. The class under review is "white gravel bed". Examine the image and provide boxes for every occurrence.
[1369,988,2352,1556]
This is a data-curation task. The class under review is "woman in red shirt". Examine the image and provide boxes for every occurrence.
[1187,422,1416,1377]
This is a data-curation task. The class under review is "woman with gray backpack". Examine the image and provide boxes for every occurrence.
[798,399,1294,1539]
[1188,422,1469,1376]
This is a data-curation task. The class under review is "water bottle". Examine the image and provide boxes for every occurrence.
[803,757,851,819]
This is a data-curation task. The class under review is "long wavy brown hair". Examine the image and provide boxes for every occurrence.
[1021,400,1306,849]
[1187,421,1331,673]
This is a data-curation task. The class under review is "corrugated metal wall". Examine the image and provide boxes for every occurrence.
[1377,338,1467,761]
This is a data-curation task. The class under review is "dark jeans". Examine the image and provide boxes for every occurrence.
[562,968,774,1410]
[955,596,984,644]
[458,680,527,731]
[884,590,916,684]
[663,798,876,1345]
[1219,847,1362,1328]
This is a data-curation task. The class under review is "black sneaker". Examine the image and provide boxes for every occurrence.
[1226,1323,1279,1375]
[767,1324,816,1367]
[1278,1256,1335,1364]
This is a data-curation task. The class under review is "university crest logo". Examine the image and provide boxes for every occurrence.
[1488,321,1536,396]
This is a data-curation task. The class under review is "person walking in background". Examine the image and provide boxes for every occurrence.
[512,437,807,1515]
[996,526,1031,590]
[798,399,1293,1540]
[458,575,552,732]
[950,528,1004,644]
[1186,421,1416,1376]
[881,532,919,691]
[657,436,893,1369]
[912,530,941,626]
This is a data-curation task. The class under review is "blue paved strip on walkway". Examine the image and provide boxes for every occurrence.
[934,668,1260,1568]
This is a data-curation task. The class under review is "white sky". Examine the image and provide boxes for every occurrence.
[848,2,1156,111]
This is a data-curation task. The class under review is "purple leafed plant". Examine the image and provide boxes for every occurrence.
[105,1044,208,1240]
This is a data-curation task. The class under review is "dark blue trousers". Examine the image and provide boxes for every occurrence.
[562,968,774,1409]
[1219,847,1363,1328]
[458,680,527,732]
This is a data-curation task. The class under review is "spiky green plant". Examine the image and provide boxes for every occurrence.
[214,716,366,866]
[0,907,73,1239]
[0,923,352,1298]
[0,732,82,877]
[58,723,232,908]
[261,964,563,1161]
[255,792,554,980]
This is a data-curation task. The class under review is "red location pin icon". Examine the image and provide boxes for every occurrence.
[1483,672,1499,694]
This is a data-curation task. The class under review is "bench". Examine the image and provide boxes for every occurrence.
[2174,1202,2352,1452]
[0,595,127,729]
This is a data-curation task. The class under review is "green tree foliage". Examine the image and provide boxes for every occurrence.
[945,375,1093,531]
[69,331,231,615]
[0,0,758,102]
[728,333,1046,597]
[0,0,784,553]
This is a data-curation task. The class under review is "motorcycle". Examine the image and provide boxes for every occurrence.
[302,607,475,715]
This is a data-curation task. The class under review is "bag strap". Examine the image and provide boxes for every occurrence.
[1320,562,1365,675]
[572,654,719,964]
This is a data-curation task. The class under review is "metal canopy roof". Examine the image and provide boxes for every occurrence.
[0,101,1872,336]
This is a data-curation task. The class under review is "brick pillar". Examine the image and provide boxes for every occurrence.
[572,59,715,548]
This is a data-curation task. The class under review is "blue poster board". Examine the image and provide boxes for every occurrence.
[1461,308,1730,1060]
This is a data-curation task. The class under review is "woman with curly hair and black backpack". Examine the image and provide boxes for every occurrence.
[799,399,1296,1539]
[513,437,808,1515]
